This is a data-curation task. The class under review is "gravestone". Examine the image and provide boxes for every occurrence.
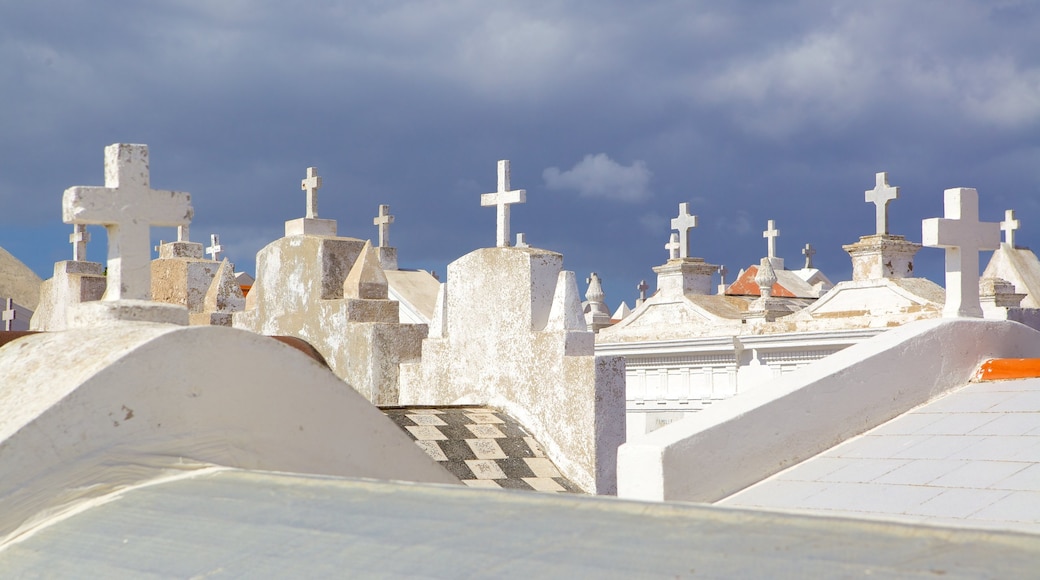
[843,173,921,281]
[373,204,398,270]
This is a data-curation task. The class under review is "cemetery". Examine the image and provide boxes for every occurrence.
[2,143,1040,574]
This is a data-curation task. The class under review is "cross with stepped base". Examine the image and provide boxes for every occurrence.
[866,172,899,235]
[70,224,90,261]
[922,188,1000,318]
[763,220,779,258]
[374,204,394,247]
[207,234,223,261]
[481,160,526,247]
[302,167,321,219]
[63,143,193,300]
[1001,209,1020,247]
[670,202,698,258]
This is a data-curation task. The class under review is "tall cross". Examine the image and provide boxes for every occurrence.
[637,279,649,302]
[2,298,14,331]
[63,143,192,301]
[865,172,899,235]
[480,160,526,247]
[665,233,681,260]
[670,202,698,258]
[301,167,322,219]
[802,243,816,269]
[1001,209,1020,247]
[374,204,394,247]
[70,224,90,262]
[763,220,779,258]
[922,187,1000,318]
[207,234,223,261]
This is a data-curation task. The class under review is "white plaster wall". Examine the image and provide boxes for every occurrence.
[617,318,1040,503]
[0,324,457,544]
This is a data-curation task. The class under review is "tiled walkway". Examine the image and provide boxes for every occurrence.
[720,377,1040,532]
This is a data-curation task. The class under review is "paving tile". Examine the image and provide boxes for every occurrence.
[465,459,507,480]
[915,413,998,435]
[721,480,830,509]
[867,413,944,436]
[929,460,1028,489]
[407,413,447,426]
[970,414,1040,436]
[773,457,853,482]
[799,482,944,515]
[524,437,547,457]
[969,378,1040,393]
[873,459,970,486]
[991,463,1040,491]
[496,457,536,479]
[524,477,566,492]
[818,459,911,484]
[828,435,931,459]
[465,412,505,424]
[919,391,1018,414]
[466,424,506,439]
[524,457,562,478]
[905,488,1013,519]
[891,435,987,460]
[990,392,1040,413]
[414,440,448,462]
[949,436,1040,462]
[405,425,447,441]
[495,478,534,490]
[1006,438,1040,461]
[462,479,501,489]
[972,491,1040,523]
[466,438,507,460]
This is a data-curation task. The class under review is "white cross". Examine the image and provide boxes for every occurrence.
[207,234,223,261]
[670,202,698,258]
[763,220,780,258]
[63,143,193,301]
[373,204,394,247]
[922,187,1001,318]
[665,233,681,260]
[515,233,530,248]
[2,298,14,331]
[301,167,322,219]
[1001,209,1020,247]
[718,265,728,285]
[480,160,526,247]
[865,172,899,235]
[70,224,90,262]
[637,279,649,301]
[154,241,164,254]
[802,243,816,269]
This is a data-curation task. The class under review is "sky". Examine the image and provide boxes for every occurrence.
[2,1,1040,308]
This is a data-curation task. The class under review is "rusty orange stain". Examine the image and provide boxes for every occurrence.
[725,266,797,298]
[974,359,1040,382]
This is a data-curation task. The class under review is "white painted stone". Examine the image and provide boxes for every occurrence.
[480,160,526,248]
[842,235,921,281]
[67,299,189,327]
[922,188,1001,318]
[1001,209,1020,247]
[29,260,106,331]
[515,233,529,248]
[2,299,15,331]
[69,225,90,262]
[664,234,680,261]
[301,166,321,219]
[611,301,631,321]
[865,172,899,236]
[286,166,337,237]
[373,204,394,247]
[583,273,612,333]
[670,202,698,259]
[62,144,193,301]
[763,220,783,270]
[801,243,815,269]
[206,234,223,261]
[177,224,190,243]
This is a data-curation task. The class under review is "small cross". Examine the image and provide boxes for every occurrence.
[922,187,1001,318]
[70,224,90,262]
[63,143,193,301]
[718,265,728,286]
[206,234,223,261]
[802,243,816,269]
[763,220,780,259]
[637,279,649,301]
[670,202,698,258]
[480,160,526,247]
[515,233,530,248]
[665,233,681,260]
[865,172,899,235]
[1001,209,1020,247]
[373,204,394,247]
[2,298,15,331]
[301,167,322,219]
[154,241,164,254]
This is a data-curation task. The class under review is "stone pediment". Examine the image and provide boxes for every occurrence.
[598,294,745,342]
[796,278,944,323]
[982,244,1040,308]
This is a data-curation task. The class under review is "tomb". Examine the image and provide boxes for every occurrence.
[151,227,223,321]
[30,225,106,331]
[189,258,246,326]
[981,209,1040,308]
[725,219,832,300]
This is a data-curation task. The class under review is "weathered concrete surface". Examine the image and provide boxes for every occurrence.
[0,246,42,311]
[152,253,221,315]
[30,261,106,331]
[189,259,245,326]
[399,247,626,494]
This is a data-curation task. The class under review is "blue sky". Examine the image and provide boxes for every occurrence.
[2,1,1039,308]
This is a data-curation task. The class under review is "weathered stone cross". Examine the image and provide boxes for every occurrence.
[301,167,322,219]
[763,220,780,259]
[207,234,223,261]
[1001,209,1020,247]
[374,204,394,247]
[70,224,90,262]
[802,243,816,269]
[865,172,899,235]
[2,298,14,331]
[637,279,649,302]
[63,143,192,301]
[670,202,698,258]
[481,160,526,247]
[922,188,1000,318]
[718,265,728,286]
[665,233,681,260]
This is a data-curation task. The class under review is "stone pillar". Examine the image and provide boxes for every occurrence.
[653,258,718,296]
[842,234,922,281]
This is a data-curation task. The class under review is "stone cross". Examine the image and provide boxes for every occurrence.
[1001,209,1020,247]
[718,265,728,286]
[670,202,698,258]
[922,188,1000,318]
[802,243,816,269]
[207,234,223,261]
[63,143,192,301]
[480,160,526,247]
[515,233,530,248]
[665,233,681,260]
[2,298,14,331]
[763,220,779,259]
[70,224,90,262]
[301,167,322,219]
[373,204,394,247]
[866,172,899,236]
[154,241,164,254]
[637,279,649,302]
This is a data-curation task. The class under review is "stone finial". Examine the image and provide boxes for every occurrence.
[670,202,698,259]
[802,243,816,269]
[583,272,611,333]
[206,234,223,261]
[480,160,526,247]
[637,279,649,302]
[922,188,1001,318]
[62,143,193,301]
[763,220,779,259]
[70,224,90,262]
[515,233,530,248]
[585,272,605,303]
[755,257,777,299]
[374,204,394,248]
[866,172,899,235]
[2,298,15,331]
[343,241,388,300]
[301,166,322,219]
[665,233,681,260]
[1001,209,1020,248]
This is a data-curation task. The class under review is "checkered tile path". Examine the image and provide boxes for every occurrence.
[382,407,584,494]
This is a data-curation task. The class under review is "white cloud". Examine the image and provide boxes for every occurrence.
[543,154,652,202]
